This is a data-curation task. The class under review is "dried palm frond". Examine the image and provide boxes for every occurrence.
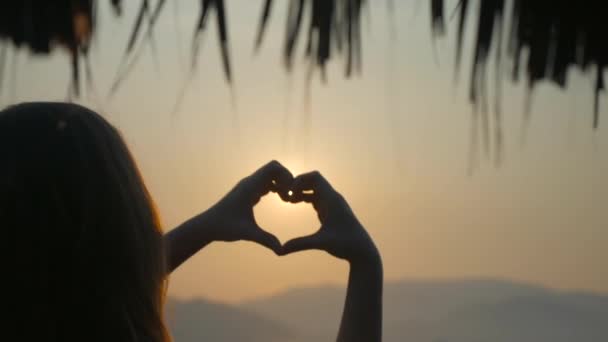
[0,1,95,97]
[109,0,232,94]
[255,0,366,80]
[432,0,607,128]
[0,0,605,131]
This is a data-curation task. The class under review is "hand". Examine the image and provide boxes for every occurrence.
[205,160,293,254]
[280,171,379,263]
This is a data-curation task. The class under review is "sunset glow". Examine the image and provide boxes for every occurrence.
[10,0,608,304]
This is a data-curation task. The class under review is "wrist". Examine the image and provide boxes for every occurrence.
[348,238,382,268]
[348,247,383,283]
[188,208,222,243]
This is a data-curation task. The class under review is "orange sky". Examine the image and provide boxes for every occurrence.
[9,0,608,303]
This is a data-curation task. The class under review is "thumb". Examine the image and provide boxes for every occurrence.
[280,232,325,255]
[248,228,282,255]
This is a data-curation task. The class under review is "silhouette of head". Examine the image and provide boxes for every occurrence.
[1,102,170,341]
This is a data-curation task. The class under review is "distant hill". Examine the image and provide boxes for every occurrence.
[427,293,608,342]
[166,298,300,342]
[165,279,608,341]
[240,279,608,342]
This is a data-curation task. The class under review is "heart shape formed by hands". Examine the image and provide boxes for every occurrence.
[253,191,319,245]
[168,161,383,341]
[207,161,378,263]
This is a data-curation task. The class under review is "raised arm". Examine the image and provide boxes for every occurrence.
[164,160,293,273]
[281,171,383,342]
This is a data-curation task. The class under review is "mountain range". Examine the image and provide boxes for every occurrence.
[166,279,608,341]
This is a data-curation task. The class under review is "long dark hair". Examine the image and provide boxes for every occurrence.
[1,102,170,341]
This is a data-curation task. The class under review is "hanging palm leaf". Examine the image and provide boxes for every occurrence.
[0,0,605,128]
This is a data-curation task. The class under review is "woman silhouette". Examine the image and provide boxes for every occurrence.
[2,102,382,341]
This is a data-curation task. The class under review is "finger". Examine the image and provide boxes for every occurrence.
[289,171,335,209]
[253,160,294,198]
[287,192,325,223]
[288,192,315,204]
[247,228,282,255]
[280,232,325,255]
[292,171,333,200]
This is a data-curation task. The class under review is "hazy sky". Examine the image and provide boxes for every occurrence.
[9,0,607,303]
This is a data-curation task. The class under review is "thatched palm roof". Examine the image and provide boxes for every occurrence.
[0,0,605,126]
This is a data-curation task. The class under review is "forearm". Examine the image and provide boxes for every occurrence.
[164,209,216,273]
[337,247,383,342]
